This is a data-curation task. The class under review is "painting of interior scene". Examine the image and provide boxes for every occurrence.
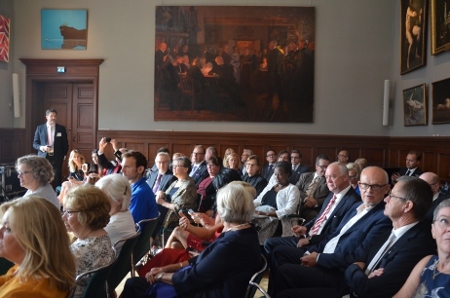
[154,6,315,123]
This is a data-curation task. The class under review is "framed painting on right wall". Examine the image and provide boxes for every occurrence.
[403,84,427,126]
[431,0,450,54]
[432,77,450,124]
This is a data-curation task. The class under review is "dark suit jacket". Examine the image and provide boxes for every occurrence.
[262,164,275,181]
[308,201,392,269]
[289,164,309,185]
[304,187,361,245]
[345,221,436,298]
[191,161,208,187]
[32,123,68,164]
[146,169,176,193]
[398,167,423,177]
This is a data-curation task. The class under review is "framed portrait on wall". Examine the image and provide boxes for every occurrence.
[154,6,315,123]
[400,0,427,74]
[432,77,450,124]
[0,15,10,62]
[403,84,427,126]
[431,0,450,54]
[41,9,88,50]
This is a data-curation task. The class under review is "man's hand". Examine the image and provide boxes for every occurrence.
[368,268,385,279]
[304,197,318,208]
[110,139,119,151]
[353,262,366,270]
[300,252,318,267]
[292,225,307,236]
[296,238,310,248]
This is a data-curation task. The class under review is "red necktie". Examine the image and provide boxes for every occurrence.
[310,194,337,235]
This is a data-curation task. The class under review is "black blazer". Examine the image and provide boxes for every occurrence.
[32,123,68,164]
[191,161,208,187]
[146,169,176,193]
[398,167,423,177]
[289,164,310,185]
[345,221,436,298]
[304,187,361,245]
[262,164,275,181]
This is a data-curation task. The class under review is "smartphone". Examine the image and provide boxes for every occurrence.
[105,137,111,143]
[188,209,195,216]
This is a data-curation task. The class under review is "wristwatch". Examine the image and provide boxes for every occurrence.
[157,273,164,281]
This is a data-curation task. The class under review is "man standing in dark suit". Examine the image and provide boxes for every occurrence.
[289,149,309,185]
[277,176,436,298]
[146,152,176,195]
[32,109,68,187]
[391,150,423,184]
[270,166,392,297]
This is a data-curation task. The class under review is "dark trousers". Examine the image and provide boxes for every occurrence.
[46,155,63,188]
[121,277,149,298]
[278,287,341,298]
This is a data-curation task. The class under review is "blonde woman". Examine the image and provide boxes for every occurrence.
[225,152,241,171]
[0,196,75,297]
[222,148,235,168]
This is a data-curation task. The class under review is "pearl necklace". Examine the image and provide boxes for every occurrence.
[225,223,250,232]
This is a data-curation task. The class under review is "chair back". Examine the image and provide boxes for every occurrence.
[131,214,160,276]
[74,255,117,298]
[179,76,195,95]
[245,254,270,298]
[106,232,141,294]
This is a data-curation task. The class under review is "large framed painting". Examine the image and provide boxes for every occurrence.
[400,0,427,74]
[431,0,450,54]
[154,6,315,123]
[403,84,427,126]
[0,15,10,62]
[432,77,450,124]
[41,9,88,50]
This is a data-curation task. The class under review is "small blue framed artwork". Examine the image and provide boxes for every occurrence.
[41,9,88,50]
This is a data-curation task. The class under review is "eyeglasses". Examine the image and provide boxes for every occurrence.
[386,191,408,201]
[267,154,276,157]
[433,217,450,229]
[358,183,388,191]
[173,164,185,168]
[348,175,356,179]
[317,165,328,169]
[17,171,32,176]
[62,210,81,216]
[193,152,204,156]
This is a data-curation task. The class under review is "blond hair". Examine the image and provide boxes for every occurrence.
[0,197,76,291]
[65,185,111,230]
[68,150,85,173]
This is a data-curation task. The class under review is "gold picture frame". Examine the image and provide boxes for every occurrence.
[431,0,450,54]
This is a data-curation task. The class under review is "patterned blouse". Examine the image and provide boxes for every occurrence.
[70,234,114,298]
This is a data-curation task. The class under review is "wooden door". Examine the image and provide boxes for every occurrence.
[43,82,96,178]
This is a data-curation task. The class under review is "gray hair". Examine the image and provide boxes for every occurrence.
[433,199,450,221]
[216,182,255,224]
[16,155,54,185]
[95,174,132,211]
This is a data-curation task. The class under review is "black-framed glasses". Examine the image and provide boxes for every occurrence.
[386,191,408,201]
[358,183,388,191]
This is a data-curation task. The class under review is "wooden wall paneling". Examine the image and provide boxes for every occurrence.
[363,148,387,167]
[436,153,450,182]
[172,144,193,158]
[148,143,170,164]
[422,150,437,173]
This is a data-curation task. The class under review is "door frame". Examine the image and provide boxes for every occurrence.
[20,59,103,155]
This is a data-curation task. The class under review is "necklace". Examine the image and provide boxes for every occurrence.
[433,260,450,280]
[226,223,250,232]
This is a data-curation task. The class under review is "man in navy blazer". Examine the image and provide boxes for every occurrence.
[391,150,423,184]
[271,166,392,297]
[289,149,310,185]
[189,145,208,187]
[32,109,68,187]
[146,152,176,194]
[278,176,436,298]
[264,162,360,257]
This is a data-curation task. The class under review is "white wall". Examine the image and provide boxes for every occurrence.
[0,0,14,127]
[389,0,450,136]
[9,0,401,135]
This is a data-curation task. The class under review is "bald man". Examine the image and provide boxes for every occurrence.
[419,172,450,223]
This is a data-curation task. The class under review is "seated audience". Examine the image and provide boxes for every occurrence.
[393,199,450,297]
[253,161,300,244]
[156,156,197,230]
[122,150,158,223]
[262,149,277,181]
[354,158,368,171]
[63,185,114,298]
[290,149,309,185]
[337,150,349,165]
[0,196,75,297]
[243,155,268,196]
[346,162,361,195]
[420,172,450,223]
[295,154,330,222]
[270,166,392,296]
[225,152,241,171]
[121,182,262,298]
[189,145,209,187]
[95,174,136,248]
[15,155,59,209]
[197,156,222,213]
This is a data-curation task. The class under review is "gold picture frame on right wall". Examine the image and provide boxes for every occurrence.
[431,0,450,54]
[432,77,450,124]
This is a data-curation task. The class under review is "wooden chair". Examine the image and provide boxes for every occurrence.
[245,254,270,298]
[178,76,198,112]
